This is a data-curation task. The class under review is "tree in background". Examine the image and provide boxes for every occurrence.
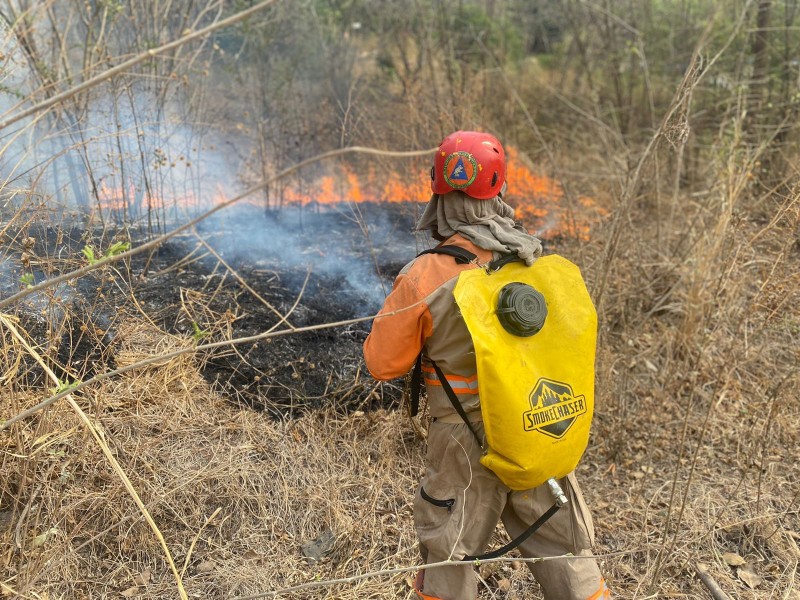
[0,0,797,224]
[0,0,238,231]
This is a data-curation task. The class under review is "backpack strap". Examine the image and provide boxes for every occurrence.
[407,244,478,417]
[487,252,524,272]
[408,353,422,417]
[416,245,477,264]
[419,246,523,272]
[430,361,484,449]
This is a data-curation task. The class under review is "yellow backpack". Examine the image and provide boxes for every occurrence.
[453,254,597,491]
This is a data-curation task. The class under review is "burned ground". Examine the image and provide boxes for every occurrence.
[3,202,426,416]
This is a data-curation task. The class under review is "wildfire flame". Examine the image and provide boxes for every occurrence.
[94,146,606,239]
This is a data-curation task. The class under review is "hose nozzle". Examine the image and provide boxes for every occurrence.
[547,478,568,508]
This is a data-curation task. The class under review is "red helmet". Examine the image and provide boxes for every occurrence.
[431,131,506,200]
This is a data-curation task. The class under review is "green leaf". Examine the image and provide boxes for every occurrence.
[51,380,80,395]
[81,245,97,264]
[192,322,209,341]
[32,528,59,547]
[104,241,131,258]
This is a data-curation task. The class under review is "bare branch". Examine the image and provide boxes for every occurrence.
[0,0,279,132]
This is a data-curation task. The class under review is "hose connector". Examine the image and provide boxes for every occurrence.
[547,477,568,508]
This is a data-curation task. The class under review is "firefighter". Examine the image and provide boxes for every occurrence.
[363,131,610,600]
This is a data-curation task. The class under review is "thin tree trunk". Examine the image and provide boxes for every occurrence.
[745,0,772,138]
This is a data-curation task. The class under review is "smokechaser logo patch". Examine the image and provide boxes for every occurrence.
[443,151,478,189]
[523,378,587,438]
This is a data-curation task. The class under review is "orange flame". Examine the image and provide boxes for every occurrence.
[93,146,606,239]
[271,166,428,206]
[264,147,605,239]
[92,182,255,217]
[503,147,607,240]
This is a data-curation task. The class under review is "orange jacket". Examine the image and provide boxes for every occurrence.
[363,234,493,418]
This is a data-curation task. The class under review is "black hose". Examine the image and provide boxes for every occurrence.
[462,502,562,561]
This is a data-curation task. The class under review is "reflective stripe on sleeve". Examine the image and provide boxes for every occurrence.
[422,366,479,395]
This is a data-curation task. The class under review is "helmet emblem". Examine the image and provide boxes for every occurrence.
[443,151,478,189]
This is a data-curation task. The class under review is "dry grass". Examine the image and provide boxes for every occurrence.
[2,318,426,599]
[572,147,800,598]
[2,2,799,596]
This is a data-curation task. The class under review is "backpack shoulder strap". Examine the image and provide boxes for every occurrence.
[408,353,422,417]
[416,245,477,264]
[487,252,524,271]
[430,361,484,449]
[407,244,478,417]
[419,246,525,271]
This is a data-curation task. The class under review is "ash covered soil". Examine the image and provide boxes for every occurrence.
[140,205,423,414]
[7,202,432,415]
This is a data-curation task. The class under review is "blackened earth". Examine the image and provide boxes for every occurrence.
[4,202,428,416]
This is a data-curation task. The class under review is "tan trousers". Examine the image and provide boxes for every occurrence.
[414,420,609,600]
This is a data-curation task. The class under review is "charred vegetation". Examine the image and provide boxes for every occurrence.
[3,202,424,417]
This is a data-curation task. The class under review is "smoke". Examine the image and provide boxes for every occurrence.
[0,255,77,327]
[0,92,421,322]
[0,19,238,222]
[0,23,429,319]
[532,214,558,239]
[199,203,423,315]
[0,256,18,296]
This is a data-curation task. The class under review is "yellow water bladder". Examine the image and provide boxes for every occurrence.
[454,254,597,491]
